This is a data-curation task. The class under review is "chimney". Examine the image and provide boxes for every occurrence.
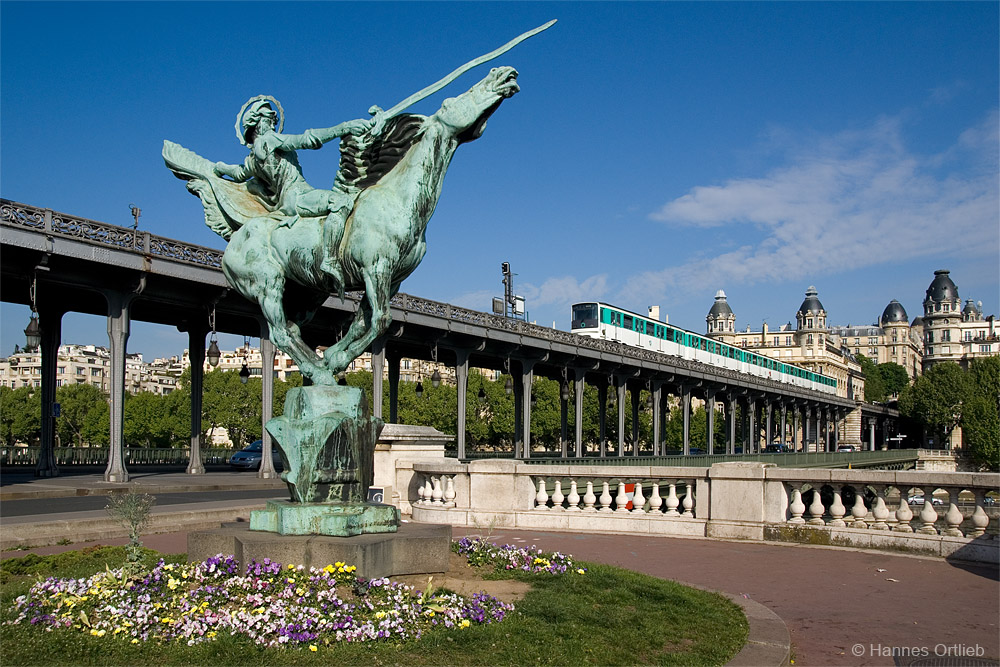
[648,306,660,322]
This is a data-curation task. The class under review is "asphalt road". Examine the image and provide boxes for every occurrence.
[0,488,287,517]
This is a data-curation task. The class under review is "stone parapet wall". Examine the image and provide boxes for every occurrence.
[393,457,1000,564]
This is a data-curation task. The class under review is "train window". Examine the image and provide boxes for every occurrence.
[572,303,598,329]
[624,315,633,330]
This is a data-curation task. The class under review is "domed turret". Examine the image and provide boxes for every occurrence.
[706,289,736,339]
[925,270,960,303]
[880,299,908,325]
[795,286,827,330]
[962,299,982,321]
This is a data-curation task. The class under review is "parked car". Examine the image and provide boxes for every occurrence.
[765,443,788,453]
[836,445,857,453]
[907,494,943,506]
[229,440,281,471]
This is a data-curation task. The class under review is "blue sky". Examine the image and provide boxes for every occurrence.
[2,2,998,360]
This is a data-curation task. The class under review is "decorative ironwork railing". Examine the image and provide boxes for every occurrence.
[0,446,236,466]
[1,199,224,269]
[1,199,846,402]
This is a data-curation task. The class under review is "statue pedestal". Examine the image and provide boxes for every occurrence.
[250,499,399,536]
[188,521,451,580]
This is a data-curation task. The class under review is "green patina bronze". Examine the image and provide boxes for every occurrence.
[163,22,553,536]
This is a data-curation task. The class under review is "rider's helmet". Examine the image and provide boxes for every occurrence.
[236,95,284,146]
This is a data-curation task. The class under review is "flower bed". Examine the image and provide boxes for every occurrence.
[454,536,587,576]
[9,541,581,649]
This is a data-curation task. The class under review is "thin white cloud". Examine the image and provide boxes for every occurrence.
[625,111,999,303]
[520,274,610,308]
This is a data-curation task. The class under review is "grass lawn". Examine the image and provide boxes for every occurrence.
[0,545,747,666]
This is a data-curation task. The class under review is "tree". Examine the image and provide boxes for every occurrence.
[54,383,109,447]
[962,357,1000,471]
[0,386,41,446]
[898,362,969,448]
[856,354,886,402]
[877,362,910,398]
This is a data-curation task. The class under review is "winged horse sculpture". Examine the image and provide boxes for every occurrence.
[164,22,552,385]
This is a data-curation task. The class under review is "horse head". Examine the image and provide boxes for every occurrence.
[434,66,519,144]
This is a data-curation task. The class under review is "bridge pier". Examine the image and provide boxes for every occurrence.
[184,326,207,475]
[35,302,64,478]
[104,286,143,483]
[573,369,586,457]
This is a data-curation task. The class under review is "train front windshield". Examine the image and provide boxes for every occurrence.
[572,303,598,329]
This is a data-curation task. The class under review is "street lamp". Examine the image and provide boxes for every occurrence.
[430,369,442,389]
[206,306,220,367]
[560,381,570,402]
[23,314,40,351]
[239,336,251,384]
[24,276,40,351]
[504,375,513,395]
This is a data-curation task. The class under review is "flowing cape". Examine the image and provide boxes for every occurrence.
[162,140,272,240]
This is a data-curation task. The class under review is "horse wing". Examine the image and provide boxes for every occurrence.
[333,114,425,192]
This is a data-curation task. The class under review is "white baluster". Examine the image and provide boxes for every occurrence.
[850,490,868,529]
[443,475,456,508]
[552,480,565,510]
[416,475,429,505]
[788,485,806,524]
[583,480,597,511]
[599,480,613,512]
[535,477,549,510]
[893,491,914,533]
[631,481,646,514]
[969,490,990,537]
[807,487,826,525]
[918,489,940,535]
[665,483,680,517]
[614,481,630,513]
[566,479,581,511]
[682,482,694,517]
[648,481,662,514]
[431,476,444,505]
[871,487,890,530]
[828,489,847,527]
[943,488,964,537]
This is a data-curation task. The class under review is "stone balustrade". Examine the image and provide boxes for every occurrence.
[375,436,999,563]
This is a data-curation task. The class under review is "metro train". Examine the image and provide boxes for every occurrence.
[570,302,838,395]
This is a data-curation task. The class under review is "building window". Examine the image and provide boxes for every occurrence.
[927,346,934,355]
[806,318,813,328]
[981,345,991,353]
[807,334,814,345]
[91,368,101,376]
[773,337,780,346]
[942,330,951,342]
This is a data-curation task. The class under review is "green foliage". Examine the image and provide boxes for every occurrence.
[0,385,42,446]
[963,357,1000,471]
[54,383,109,447]
[0,546,183,590]
[856,354,887,402]
[105,491,156,562]
[899,358,1000,469]
[878,362,910,397]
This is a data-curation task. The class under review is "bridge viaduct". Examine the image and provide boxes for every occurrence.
[1,199,892,482]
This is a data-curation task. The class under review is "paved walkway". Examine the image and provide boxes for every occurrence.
[2,471,998,666]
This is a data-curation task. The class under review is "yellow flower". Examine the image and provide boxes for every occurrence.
[90,629,106,637]
[576,568,586,575]
[460,619,470,629]
[131,639,139,644]
[309,645,318,652]
[288,564,295,570]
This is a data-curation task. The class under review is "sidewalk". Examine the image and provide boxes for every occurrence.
[0,470,286,549]
[2,472,998,666]
[0,469,286,501]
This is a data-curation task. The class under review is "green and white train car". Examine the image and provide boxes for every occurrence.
[570,302,837,395]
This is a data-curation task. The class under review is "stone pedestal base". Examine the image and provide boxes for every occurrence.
[188,521,452,580]
[250,499,400,536]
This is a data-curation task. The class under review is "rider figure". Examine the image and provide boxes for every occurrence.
[214,99,370,221]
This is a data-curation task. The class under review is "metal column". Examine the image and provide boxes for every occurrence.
[185,327,207,475]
